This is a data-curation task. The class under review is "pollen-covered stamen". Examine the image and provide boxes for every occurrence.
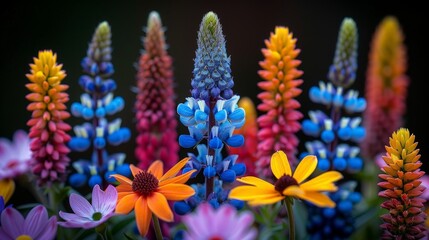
[274,175,299,194]
[132,171,159,196]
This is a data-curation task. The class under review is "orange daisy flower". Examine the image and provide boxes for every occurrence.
[111,158,196,236]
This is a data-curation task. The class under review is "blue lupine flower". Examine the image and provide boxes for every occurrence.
[191,12,234,101]
[176,12,245,214]
[306,182,361,240]
[68,22,131,188]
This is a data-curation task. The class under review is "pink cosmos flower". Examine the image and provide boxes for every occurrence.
[182,203,257,240]
[0,205,57,240]
[0,130,32,180]
[58,184,117,229]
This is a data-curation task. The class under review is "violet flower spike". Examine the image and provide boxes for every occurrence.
[58,184,117,229]
[0,205,57,240]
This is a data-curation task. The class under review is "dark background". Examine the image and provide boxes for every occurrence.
[1,1,427,177]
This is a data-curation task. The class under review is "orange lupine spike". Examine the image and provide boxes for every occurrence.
[256,27,303,179]
[26,50,71,185]
[378,128,426,239]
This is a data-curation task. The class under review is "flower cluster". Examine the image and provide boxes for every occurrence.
[255,26,303,178]
[68,22,131,188]
[301,18,364,173]
[176,12,246,208]
[26,50,71,184]
[361,17,409,160]
[229,97,259,176]
[378,128,426,239]
[135,11,179,170]
[300,18,364,239]
[306,182,362,239]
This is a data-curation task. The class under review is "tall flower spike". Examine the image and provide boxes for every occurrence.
[26,50,71,184]
[229,97,258,176]
[378,128,426,239]
[177,12,245,206]
[68,22,131,188]
[256,27,303,178]
[328,18,358,88]
[301,18,364,239]
[302,18,364,174]
[191,12,234,101]
[135,11,178,170]
[361,17,408,160]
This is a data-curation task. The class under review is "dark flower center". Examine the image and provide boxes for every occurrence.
[132,171,159,196]
[274,175,298,194]
[92,212,102,221]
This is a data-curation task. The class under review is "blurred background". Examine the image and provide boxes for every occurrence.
[1,0,427,174]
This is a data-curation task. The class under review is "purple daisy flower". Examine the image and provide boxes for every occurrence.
[58,184,117,229]
[0,130,31,180]
[0,205,57,240]
[182,203,257,240]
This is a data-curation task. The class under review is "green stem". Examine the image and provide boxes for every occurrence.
[284,198,295,240]
[95,222,110,240]
[152,215,163,240]
[18,174,48,206]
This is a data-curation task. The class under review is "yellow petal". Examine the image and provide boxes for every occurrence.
[116,194,139,214]
[282,185,304,196]
[0,179,15,203]
[147,192,173,222]
[148,160,164,180]
[229,185,279,201]
[300,171,343,192]
[159,169,196,186]
[159,157,190,181]
[270,151,292,179]
[157,184,195,201]
[247,195,285,206]
[295,191,335,208]
[293,155,317,183]
[130,165,143,177]
[111,174,133,186]
[237,176,274,189]
[135,197,151,236]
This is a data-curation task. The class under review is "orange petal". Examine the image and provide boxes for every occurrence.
[118,191,134,202]
[117,183,132,193]
[157,184,195,200]
[159,169,196,186]
[147,192,174,222]
[112,174,132,186]
[148,160,164,179]
[159,157,190,182]
[116,194,139,214]
[135,197,151,237]
[130,165,143,177]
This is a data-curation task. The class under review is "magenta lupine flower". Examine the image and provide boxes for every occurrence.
[0,205,57,240]
[58,184,117,229]
[135,11,178,170]
[0,130,31,180]
[182,203,257,240]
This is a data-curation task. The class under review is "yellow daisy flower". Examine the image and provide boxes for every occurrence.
[229,150,342,207]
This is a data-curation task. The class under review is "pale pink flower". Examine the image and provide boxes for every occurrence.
[0,130,31,180]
